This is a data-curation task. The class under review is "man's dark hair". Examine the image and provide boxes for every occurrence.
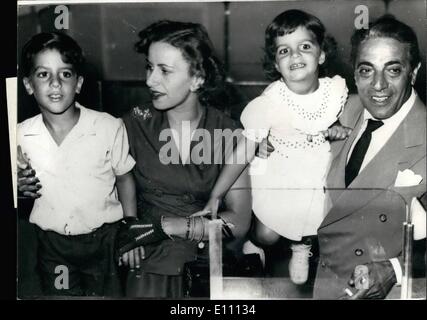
[350,15,420,69]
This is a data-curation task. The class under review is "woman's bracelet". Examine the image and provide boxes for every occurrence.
[197,216,205,242]
[184,216,205,243]
[188,217,193,241]
[185,217,191,240]
[160,216,175,241]
[160,216,209,242]
[189,216,196,241]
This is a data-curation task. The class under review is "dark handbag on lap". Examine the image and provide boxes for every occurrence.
[183,252,264,298]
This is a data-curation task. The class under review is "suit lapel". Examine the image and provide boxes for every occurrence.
[327,97,364,203]
[321,96,426,228]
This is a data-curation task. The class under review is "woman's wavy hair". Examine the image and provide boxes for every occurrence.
[263,9,337,81]
[135,20,226,107]
[20,32,85,77]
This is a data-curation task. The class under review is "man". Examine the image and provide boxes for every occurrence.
[314,15,426,299]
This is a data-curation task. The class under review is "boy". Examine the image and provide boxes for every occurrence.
[18,32,136,296]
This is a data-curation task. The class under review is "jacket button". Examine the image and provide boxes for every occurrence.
[355,249,363,256]
[182,193,195,203]
[320,261,326,268]
[379,214,387,222]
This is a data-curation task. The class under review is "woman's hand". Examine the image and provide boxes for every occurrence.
[119,246,145,269]
[191,197,220,217]
[256,137,275,158]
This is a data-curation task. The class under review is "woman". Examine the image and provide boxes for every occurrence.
[120,20,252,298]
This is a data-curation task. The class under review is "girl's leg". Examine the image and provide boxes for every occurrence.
[244,216,280,273]
[242,240,266,269]
[252,216,281,246]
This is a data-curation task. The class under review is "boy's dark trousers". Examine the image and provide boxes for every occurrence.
[35,222,122,297]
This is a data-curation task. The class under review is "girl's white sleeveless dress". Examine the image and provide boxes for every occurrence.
[241,76,348,241]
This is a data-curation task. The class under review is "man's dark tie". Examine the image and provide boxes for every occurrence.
[345,119,384,187]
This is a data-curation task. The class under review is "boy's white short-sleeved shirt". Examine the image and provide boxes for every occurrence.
[18,103,136,235]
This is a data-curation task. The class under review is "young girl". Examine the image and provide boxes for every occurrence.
[196,10,350,284]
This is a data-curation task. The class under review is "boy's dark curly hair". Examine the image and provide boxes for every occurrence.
[263,9,336,81]
[21,32,85,77]
[135,20,227,107]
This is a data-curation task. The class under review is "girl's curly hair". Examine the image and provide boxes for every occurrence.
[263,9,337,81]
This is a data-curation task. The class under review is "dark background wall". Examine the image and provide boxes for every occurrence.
[18,0,426,121]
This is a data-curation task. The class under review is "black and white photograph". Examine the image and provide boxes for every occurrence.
[13,0,426,302]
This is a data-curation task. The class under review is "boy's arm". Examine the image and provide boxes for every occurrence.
[115,170,142,267]
[116,171,137,218]
[116,171,170,268]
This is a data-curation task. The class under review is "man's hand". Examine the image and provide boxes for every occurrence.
[18,168,42,198]
[341,261,397,299]
[17,145,31,170]
[320,124,352,141]
[17,145,42,198]
[256,137,275,159]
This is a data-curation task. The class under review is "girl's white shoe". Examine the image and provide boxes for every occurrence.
[289,243,312,284]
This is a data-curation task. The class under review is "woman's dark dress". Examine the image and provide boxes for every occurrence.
[122,104,241,298]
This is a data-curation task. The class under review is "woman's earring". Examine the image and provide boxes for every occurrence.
[191,77,204,92]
